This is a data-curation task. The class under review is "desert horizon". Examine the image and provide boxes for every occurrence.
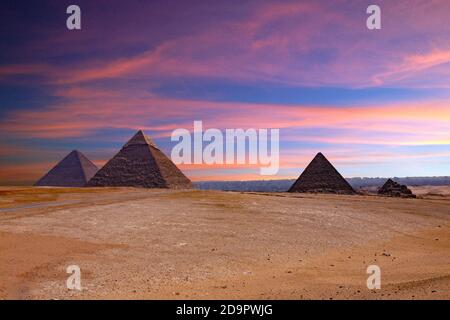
[1,0,449,312]
[1,186,449,300]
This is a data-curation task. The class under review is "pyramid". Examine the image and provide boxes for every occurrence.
[35,150,99,187]
[288,152,355,194]
[378,179,416,198]
[86,130,192,189]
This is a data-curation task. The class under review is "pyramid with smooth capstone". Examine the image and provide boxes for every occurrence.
[86,130,192,189]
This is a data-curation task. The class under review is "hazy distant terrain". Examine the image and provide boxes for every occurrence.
[195,177,450,192]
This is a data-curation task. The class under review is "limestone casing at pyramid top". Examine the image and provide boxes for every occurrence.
[123,130,158,148]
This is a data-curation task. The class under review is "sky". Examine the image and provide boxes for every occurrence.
[0,0,450,184]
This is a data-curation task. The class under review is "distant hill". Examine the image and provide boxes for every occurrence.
[195,177,450,192]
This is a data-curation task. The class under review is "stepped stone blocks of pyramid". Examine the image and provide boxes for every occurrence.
[86,130,193,189]
[288,152,355,194]
[35,150,98,187]
[378,179,416,198]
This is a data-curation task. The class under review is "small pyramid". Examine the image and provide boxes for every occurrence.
[86,130,192,189]
[378,179,416,198]
[35,150,99,187]
[288,152,355,194]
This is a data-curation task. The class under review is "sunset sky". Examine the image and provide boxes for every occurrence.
[1,0,450,184]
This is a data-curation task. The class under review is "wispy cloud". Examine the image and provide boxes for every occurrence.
[1,0,450,182]
[2,1,448,88]
[374,50,450,86]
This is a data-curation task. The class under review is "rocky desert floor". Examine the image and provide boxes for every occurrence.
[0,186,449,300]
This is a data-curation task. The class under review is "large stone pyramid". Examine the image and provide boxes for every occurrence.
[86,130,192,189]
[35,150,98,187]
[288,152,355,194]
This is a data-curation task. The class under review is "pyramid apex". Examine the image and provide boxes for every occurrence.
[136,129,145,135]
[315,152,325,157]
[312,152,328,162]
[124,130,157,148]
[70,149,87,160]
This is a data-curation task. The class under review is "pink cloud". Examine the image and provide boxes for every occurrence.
[373,50,450,86]
[1,1,449,89]
[2,0,450,183]
[0,64,49,78]
[2,89,449,147]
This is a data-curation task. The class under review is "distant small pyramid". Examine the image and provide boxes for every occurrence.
[378,179,416,198]
[288,152,355,194]
[35,150,98,187]
[86,130,192,189]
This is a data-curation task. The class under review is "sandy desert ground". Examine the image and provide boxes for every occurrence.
[0,186,449,300]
